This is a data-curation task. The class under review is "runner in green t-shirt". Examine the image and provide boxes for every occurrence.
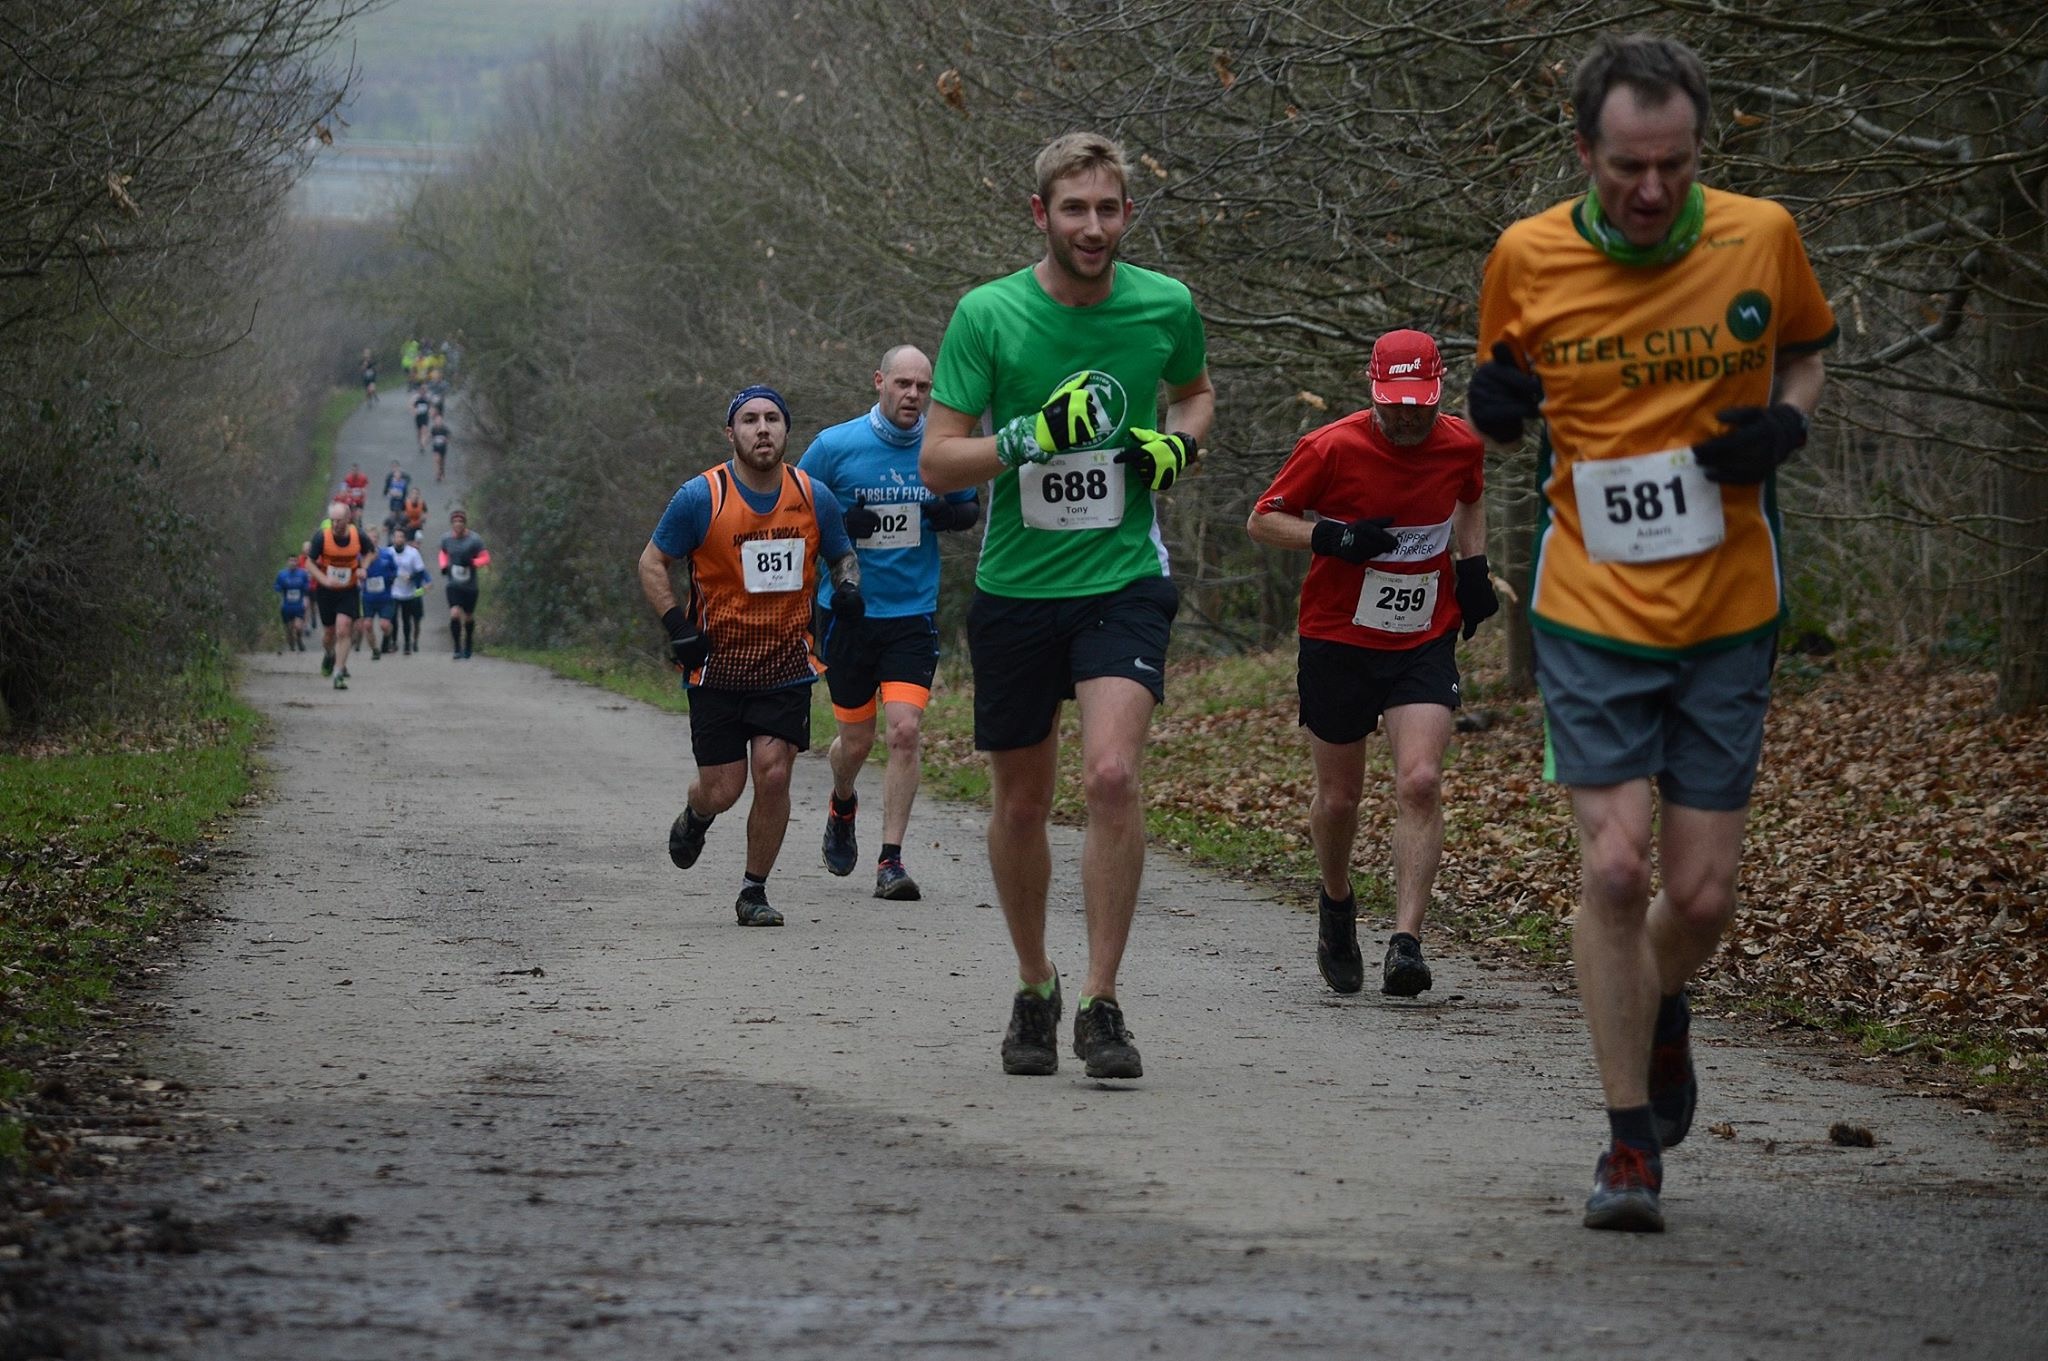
[922,131,1215,1082]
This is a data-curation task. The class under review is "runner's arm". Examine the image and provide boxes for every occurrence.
[919,402,1000,495]
[1775,350,1825,414]
[1244,504,1316,551]
[1160,370,1216,448]
[638,540,687,617]
[1452,497,1487,559]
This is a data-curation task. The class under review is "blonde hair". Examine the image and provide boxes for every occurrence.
[1034,132,1129,203]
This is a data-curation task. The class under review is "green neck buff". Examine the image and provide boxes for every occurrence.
[1575,183,1706,267]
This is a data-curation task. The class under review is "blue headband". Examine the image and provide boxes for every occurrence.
[726,384,790,427]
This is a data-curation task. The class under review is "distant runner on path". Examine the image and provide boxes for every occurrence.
[388,527,429,657]
[921,131,1214,1082]
[273,557,311,652]
[438,509,490,660]
[798,344,980,902]
[1470,31,1836,1233]
[307,499,368,691]
[1247,328,1496,1001]
[639,385,861,929]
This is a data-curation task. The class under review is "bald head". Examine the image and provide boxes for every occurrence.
[874,345,934,431]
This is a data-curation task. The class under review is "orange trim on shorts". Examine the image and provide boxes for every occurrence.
[878,681,932,711]
[831,698,878,724]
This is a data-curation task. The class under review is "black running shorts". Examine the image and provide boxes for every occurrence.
[1296,632,1460,745]
[816,607,939,714]
[686,683,813,768]
[314,584,360,626]
[966,575,1178,751]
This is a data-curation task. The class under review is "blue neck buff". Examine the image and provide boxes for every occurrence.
[867,403,924,448]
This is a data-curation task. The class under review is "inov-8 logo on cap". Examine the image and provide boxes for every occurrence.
[1370,329,1445,407]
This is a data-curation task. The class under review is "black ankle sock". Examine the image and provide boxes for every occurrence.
[1607,1104,1661,1155]
[742,871,767,891]
[1654,990,1690,1044]
[879,842,901,863]
[831,792,856,816]
[684,804,714,831]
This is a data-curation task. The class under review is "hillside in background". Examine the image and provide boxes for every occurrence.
[338,0,674,142]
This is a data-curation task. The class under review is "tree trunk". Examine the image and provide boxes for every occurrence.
[1992,67,2048,715]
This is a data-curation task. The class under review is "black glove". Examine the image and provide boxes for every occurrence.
[661,605,710,671]
[831,582,866,623]
[843,494,881,540]
[1310,515,1397,565]
[1691,405,1807,484]
[1455,555,1499,640]
[1467,341,1545,444]
[922,496,979,532]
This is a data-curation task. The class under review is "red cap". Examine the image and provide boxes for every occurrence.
[1370,329,1444,407]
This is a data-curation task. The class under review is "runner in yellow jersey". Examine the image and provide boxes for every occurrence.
[1470,32,1835,1234]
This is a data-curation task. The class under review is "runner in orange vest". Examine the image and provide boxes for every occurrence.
[306,500,369,690]
[638,385,863,928]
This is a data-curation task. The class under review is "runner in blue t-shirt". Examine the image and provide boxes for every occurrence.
[796,345,980,901]
[274,559,312,652]
[358,531,399,661]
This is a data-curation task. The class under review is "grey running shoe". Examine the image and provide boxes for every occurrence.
[1382,932,1433,997]
[668,808,709,869]
[1583,1141,1664,1232]
[1073,998,1142,1080]
[734,884,783,927]
[1000,973,1061,1076]
[821,795,858,876]
[1317,891,1363,994]
[873,858,920,901]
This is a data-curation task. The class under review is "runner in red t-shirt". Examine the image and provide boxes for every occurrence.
[1247,329,1499,998]
[342,463,370,513]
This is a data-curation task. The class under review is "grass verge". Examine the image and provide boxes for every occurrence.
[0,660,259,1160]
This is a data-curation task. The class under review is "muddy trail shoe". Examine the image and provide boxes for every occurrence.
[1382,932,1433,997]
[1584,1140,1664,1232]
[321,652,335,677]
[1000,974,1062,1076]
[734,884,783,927]
[873,858,920,901]
[668,809,710,870]
[821,795,858,876]
[332,672,348,691]
[1073,998,1143,1080]
[1650,992,1698,1149]
[1317,891,1363,994]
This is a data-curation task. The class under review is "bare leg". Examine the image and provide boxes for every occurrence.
[827,713,876,800]
[1570,781,1659,1108]
[880,700,923,847]
[1074,676,1157,1001]
[1648,804,1747,992]
[743,736,796,879]
[1308,733,1368,901]
[989,733,1058,987]
[1383,703,1454,938]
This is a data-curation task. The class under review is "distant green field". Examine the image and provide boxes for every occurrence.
[337,0,677,141]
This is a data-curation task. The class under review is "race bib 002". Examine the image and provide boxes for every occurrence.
[449,564,472,583]
[1572,448,1724,564]
[863,504,922,551]
[1019,450,1124,531]
[1352,567,1439,634]
[741,537,806,593]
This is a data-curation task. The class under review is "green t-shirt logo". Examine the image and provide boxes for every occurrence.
[1727,290,1772,343]
[1047,370,1129,450]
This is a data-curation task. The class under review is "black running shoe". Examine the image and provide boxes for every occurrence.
[1650,992,1698,1149]
[668,808,709,869]
[873,858,920,901]
[1073,998,1143,1080]
[1317,891,1363,994]
[734,884,783,927]
[1583,1141,1664,1232]
[1000,973,1061,1076]
[821,795,858,876]
[1382,932,1433,997]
